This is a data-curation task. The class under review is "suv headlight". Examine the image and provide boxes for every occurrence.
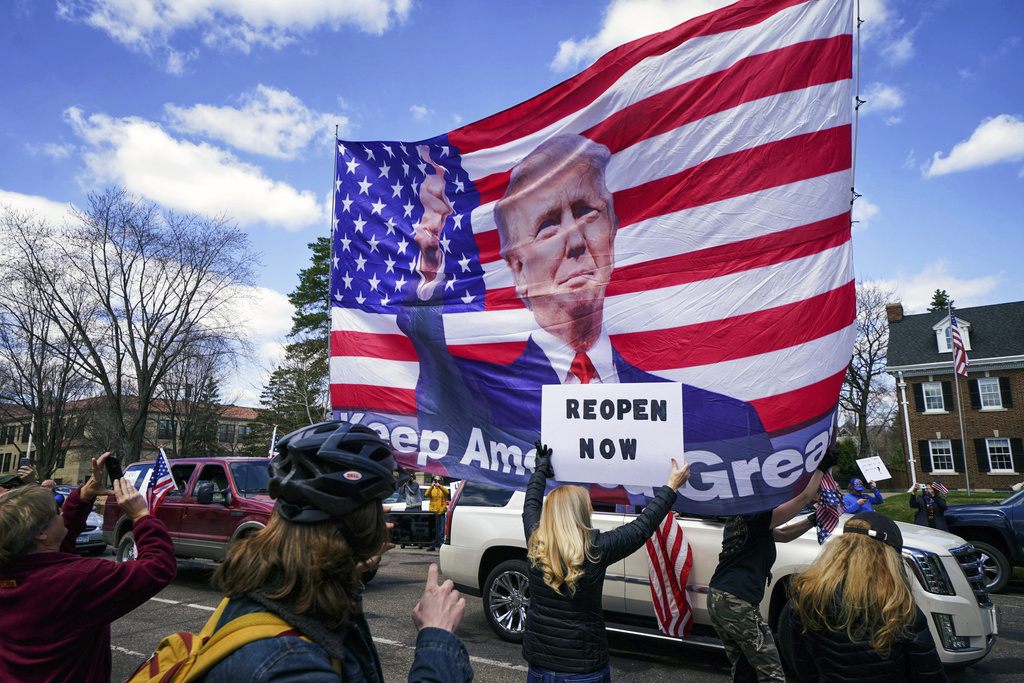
[904,548,955,595]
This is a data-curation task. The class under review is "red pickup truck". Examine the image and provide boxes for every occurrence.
[101,456,275,562]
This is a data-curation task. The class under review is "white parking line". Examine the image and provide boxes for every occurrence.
[150,597,179,604]
[113,645,146,658]
[374,638,528,672]
[186,603,217,611]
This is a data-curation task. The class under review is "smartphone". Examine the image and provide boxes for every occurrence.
[104,455,124,484]
[19,457,31,468]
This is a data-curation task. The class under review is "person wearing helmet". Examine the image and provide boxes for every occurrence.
[204,421,474,682]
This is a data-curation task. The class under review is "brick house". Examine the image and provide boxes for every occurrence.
[886,301,1024,491]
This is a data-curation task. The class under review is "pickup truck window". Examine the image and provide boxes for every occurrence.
[167,464,196,497]
[229,461,271,498]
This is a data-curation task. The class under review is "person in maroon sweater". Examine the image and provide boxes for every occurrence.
[0,453,176,683]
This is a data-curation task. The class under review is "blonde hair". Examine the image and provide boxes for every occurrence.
[791,518,916,657]
[526,485,600,595]
[212,500,387,628]
[0,486,59,566]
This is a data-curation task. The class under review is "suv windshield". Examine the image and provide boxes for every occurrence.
[229,461,271,498]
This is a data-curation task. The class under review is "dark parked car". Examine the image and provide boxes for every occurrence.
[945,487,1024,592]
[75,511,108,555]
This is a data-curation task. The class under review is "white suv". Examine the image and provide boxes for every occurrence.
[440,482,998,669]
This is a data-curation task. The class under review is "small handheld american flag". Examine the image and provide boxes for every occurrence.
[268,425,279,459]
[815,470,845,544]
[646,513,693,638]
[146,448,176,514]
[931,480,949,495]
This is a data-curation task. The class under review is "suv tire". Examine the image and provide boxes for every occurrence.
[971,541,1011,593]
[115,532,137,563]
[483,559,530,643]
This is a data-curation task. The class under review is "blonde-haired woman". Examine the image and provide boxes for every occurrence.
[522,442,689,683]
[777,512,947,682]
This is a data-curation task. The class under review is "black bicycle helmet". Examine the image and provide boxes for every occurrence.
[269,421,399,524]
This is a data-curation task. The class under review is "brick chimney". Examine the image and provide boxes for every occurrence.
[886,303,904,322]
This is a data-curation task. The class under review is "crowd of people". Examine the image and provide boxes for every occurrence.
[0,425,951,683]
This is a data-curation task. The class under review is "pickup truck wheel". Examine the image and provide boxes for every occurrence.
[483,559,530,643]
[971,541,1011,593]
[115,532,137,563]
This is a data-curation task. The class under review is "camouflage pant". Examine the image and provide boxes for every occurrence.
[707,588,785,683]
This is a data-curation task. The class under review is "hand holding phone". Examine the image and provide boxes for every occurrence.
[20,457,31,468]
[104,455,124,484]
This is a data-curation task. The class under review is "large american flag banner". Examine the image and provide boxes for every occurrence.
[949,307,969,377]
[330,0,854,514]
[145,448,176,513]
[646,513,694,638]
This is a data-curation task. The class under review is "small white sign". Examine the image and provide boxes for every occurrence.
[541,383,684,487]
[856,456,891,482]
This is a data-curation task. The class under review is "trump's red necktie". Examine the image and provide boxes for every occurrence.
[569,352,597,384]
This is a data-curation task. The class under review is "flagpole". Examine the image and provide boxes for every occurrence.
[949,303,972,496]
[326,125,339,422]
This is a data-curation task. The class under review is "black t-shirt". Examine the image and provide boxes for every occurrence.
[708,511,776,605]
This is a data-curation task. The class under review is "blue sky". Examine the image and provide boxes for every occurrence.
[2,0,1022,405]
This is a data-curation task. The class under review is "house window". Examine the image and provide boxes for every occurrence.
[237,425,250,439]
[20,424,29,443]
[157,419,177,440]
[922,382,945,412]
[929,440,955,472]
[986,438,1013,473]
[219,424,236,443]
[978,378,1002,409]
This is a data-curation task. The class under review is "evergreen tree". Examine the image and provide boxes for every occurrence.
[928,289,953,312]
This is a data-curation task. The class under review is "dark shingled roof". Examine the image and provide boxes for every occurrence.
[888,300,1024,369]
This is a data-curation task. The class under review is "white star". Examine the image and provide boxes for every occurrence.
[357,177,371,195]
[443,146,451,156]
[402,161,410,176]
[446,276,456,291]
[342,272,353,289]
[370,198,385,215]
[417,161,427,175]
[335,178,342,193]
[355,255,367,271]
[403,201,414,218]
[332,215,339,232]
[385,218,397,234]
[346,158,358,174]
[461,292,475,304]
[458,254,471,272]
[396,240,408,255]
[440,235,451,253]
[338,142,348,156]
[411,180,419,196]
[341,194,353,212]
[333,254,340,269]
[383,144,394,157]
[381,293,391,306]
[333,289,342,301]
[378,162,391,178]
[366,148,375,161]
[384,255,396,273]
[356,292,366,305]
[391,181,403,198]
[368,274,380,291]
[394,275,407,291]
[339,235,352,252]
[454,178,464,193]
[353,216,367,233]
[367,235,380,253]
[453,214,463,229]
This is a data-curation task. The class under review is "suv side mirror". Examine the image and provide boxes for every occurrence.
[195,482,231,506]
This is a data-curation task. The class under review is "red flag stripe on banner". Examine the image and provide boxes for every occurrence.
[646,514,694,638]
[329,0,855,438]
[450,0,825,153]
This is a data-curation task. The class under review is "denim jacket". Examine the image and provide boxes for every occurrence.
[204,592,473,683]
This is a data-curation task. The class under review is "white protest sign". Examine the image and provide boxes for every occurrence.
[541,383,683,487]
[856,456,891,482]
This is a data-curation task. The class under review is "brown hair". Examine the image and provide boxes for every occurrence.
[527,485,599,595]
[212,499,388,627]
[791,517,916,657]
[0,486,58,566]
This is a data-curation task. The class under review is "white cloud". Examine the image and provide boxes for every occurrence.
[56,0,412,62]
[551,0,732,71]
[64,107,324,231]
[0,189,74,225]
[858,0,917,68]
[851,195,879,231]
[873,261,1001,314]
[220,285,295,406]
[25,142,77,159]
[410,105,430,121]
[923,114,1024,177]
[880,31,915,66]
[859,83,904,117]
[166,85,346,159]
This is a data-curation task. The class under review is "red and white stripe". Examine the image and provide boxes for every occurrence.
[646,514,694,638]
[950,309,969,377]
[330,0,855,435]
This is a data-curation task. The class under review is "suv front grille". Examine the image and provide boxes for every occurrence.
[950,543,993,607]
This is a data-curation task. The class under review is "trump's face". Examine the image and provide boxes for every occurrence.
[502,161,617,335]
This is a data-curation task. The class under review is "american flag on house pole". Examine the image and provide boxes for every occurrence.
[146,448,176,514]
[949,306,969,377]
[329,0,856,511]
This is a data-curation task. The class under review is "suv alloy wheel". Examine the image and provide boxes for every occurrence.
[483,559,531,643]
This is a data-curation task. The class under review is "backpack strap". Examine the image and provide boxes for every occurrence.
[182,598,343,681]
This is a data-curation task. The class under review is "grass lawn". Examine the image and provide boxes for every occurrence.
[880,491,1010,524]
